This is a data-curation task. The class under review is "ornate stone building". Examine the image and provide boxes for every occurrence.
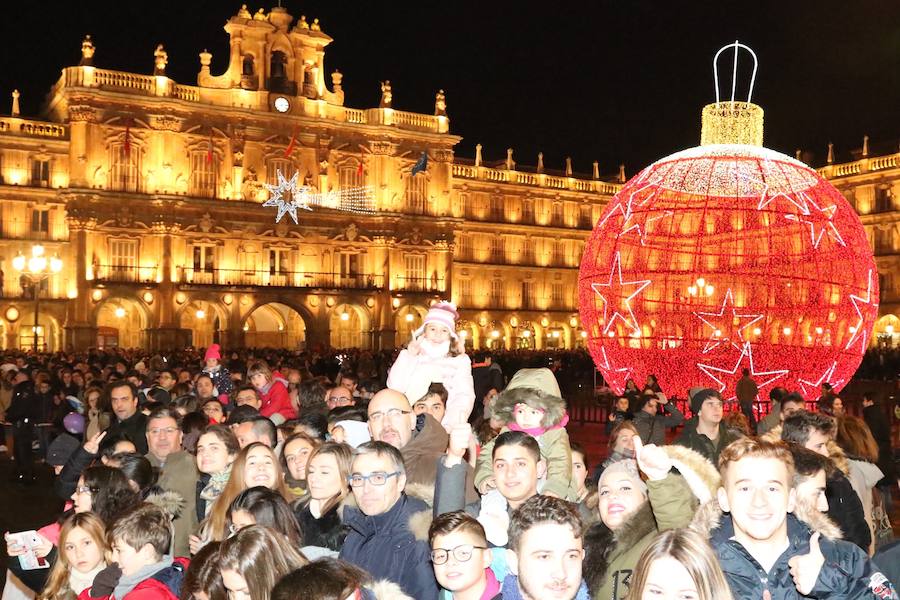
[818,140,900,347]
[0,5,619,352]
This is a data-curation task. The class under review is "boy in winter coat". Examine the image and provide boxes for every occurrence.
[692,437,896,599]
[80,504,189,600]
[386,301,475,429]
[200,344,232,405]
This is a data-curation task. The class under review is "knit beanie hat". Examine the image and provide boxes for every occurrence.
[413,301,459,340]
[204,344,221,361]
[690,387,722,416]
[598,459,648,495]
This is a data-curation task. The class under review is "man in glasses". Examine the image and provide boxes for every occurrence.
[367,388,452,491]
[144,407,198,557]
[339,441,440,599]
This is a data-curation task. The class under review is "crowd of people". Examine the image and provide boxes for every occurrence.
[0,299,898,600]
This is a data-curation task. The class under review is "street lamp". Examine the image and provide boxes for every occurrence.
[12,244,63,352]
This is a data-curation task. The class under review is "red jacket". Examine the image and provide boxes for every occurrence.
[78,557,190,600]
[259,375,296,420]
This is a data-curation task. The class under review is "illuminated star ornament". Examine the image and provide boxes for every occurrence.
[595,346,633,395]
[784,194,846,249]
[694,288,763,354]
[697,341,788,401]
[797,361,844,399]
[590,252,650,337]
[845,269,877,351]
[263,170,309,224]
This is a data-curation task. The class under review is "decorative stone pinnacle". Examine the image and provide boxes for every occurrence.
[11,89,20,116]
[80,35,95,66]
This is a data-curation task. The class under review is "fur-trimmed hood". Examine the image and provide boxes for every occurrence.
[492,386,566,427]
[583,500,656,593]
[361,580,414,600]
[690,496,843,541]
[662,444,721,503]
[761,424,850,475]
[145,488,185,521]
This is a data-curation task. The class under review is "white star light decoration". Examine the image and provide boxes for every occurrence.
[590,252,651,337]
[595,346,634,394]
[697,341,788,401]
[694,288,763,354]
[263,171,310,224]
[784,194,846,249]
[797,361,844,399]
[845,268,877,351]
[263,169,376,224]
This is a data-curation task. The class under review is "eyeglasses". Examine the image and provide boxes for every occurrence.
[348,471,401,487]
[148,427,178,436]
[75,485,92,495]
[430,544,488,564]
[368,408,411,422]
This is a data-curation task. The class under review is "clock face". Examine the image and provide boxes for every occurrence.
[274,97,290,113]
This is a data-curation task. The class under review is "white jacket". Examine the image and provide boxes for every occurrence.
[386,349,475,428]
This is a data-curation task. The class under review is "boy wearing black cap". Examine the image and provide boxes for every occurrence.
[674,388,741,464]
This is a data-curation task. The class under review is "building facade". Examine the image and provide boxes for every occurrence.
[0,5,618,352]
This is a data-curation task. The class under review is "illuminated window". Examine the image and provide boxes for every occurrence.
[190,151,218,198]
[109,143,141,192]
[490,279,504,307]
[405,174,427,214]
[403,254,425,290]
[456,233,472,260]
[490,195,504,220]
[269,248,289,275]
[108,239,138,281]
[30,159,50,187]
[458,279,473,307]
[552,282,565,308]
[340,163,363,189]
[193,245,215,273]
[31,209,49,234]
[267,158,292,185]
[522,280,535,309]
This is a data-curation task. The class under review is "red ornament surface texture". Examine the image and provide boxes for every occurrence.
[578,145,879,401]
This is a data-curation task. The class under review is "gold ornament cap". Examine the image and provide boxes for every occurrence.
[700,41,764,147]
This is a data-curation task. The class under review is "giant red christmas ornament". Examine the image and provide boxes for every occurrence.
[578,43,879,403]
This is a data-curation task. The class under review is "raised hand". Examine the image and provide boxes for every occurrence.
[5,532,25,557]
[446,414,472,466]
[633,435,672,481]
[407,338,422,356]
[83,430,106,455]
[478,478,497,494]
[787,532,825,596]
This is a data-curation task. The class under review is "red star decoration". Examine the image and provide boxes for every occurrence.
[590,252,651,337]
[784,192,845,250]
[697,341,788,402]
[694,288,764,354]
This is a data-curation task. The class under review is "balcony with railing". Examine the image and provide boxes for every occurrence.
[94,265,158,284]
[176,267,384,289]
[393,276,445,293]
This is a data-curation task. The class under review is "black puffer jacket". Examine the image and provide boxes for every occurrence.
[694,502,896,599]
[294,500,349,552]
[826,469,872,552]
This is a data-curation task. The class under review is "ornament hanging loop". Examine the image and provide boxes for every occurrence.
[713,40,758,105]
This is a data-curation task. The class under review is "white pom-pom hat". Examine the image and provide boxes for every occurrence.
[413,300,459,340]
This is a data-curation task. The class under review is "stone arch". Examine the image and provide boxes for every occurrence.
[243,302,307,349]
[330,303,370,349]
[395,304,427,343]
[875,313,900,347]
[177,299,229,349]
[14,308,62,352]
[93,296,151,349]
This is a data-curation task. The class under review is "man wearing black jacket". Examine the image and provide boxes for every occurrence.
[6,369,40,484]
[104,380,148,454]
[781,410,872,552]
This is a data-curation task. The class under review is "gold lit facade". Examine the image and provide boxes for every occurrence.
[0,6,619,352]
[818,144,900,347]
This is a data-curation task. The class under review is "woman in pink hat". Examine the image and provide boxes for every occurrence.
[386,301,475,429]
[202,344,233,404]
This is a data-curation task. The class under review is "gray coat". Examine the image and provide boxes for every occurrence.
[632,403,684,445]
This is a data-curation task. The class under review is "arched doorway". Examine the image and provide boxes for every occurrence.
[875,314,899,348]
[244,302,307,349]
[395,305,427,344]
[180,300,227,349]
[15,309,61,352]
[96,297,147,348]
[330,304,368,349]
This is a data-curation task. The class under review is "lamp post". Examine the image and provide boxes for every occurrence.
[12,245,63,352]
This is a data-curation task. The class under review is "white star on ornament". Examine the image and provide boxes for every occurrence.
[797,361,844,400]
[697,341,788,402]
[590,252,651,337]
[597,178,661,229]
[263,170,312,224]
[845,269,876,351]
[619,210,674,246]
[784,195,846,249]
[738,170,810,215]
[595,346,633,395]
[694,289,764,354]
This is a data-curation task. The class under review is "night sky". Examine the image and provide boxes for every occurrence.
[3,1,899,177]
